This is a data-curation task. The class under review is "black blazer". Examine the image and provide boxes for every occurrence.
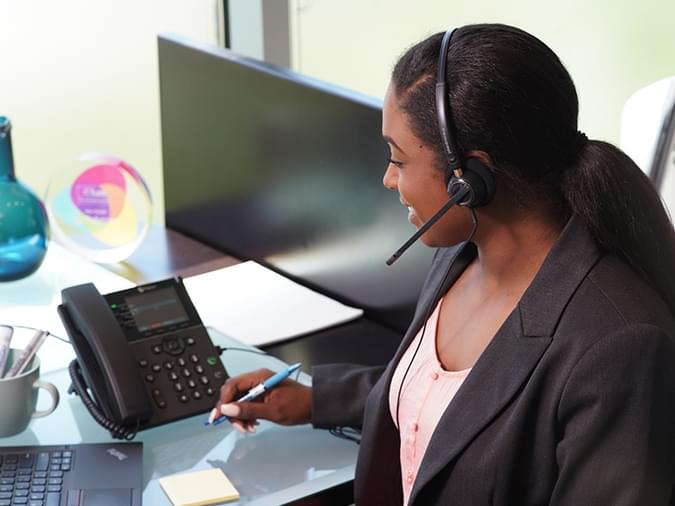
[311,217,675,505]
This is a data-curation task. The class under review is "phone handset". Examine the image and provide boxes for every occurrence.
[59,284,152,438]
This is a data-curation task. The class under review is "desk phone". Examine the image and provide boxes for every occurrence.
[58,278,228,439]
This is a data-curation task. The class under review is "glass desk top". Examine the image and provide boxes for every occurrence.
[0,328,358,505]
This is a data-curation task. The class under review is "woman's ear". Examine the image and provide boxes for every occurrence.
[466,150,494,170]
[451,150,495,208]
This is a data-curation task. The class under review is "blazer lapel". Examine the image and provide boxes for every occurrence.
[409,217,602,502]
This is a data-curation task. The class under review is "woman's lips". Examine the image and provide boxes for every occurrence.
[402,202,417,225]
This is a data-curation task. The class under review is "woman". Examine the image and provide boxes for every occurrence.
[211,24,675,504]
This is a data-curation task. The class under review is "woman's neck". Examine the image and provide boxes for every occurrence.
[471,210,563,295]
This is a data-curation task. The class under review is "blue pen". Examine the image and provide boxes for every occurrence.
[205,362,302,427]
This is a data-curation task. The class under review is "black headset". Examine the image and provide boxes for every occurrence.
[436,28,495,207]
[392,28,498,425]
[385,28,496,266]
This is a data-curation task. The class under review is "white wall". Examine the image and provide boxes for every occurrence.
[0,0,220,224]
[289,0,675,145]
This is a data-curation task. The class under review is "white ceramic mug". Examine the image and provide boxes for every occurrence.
[0,348,59,437]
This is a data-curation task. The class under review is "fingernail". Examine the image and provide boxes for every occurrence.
[247,424,256,433]
[207,408,217,424]
[232,420,247,433]
[220,403,240,417]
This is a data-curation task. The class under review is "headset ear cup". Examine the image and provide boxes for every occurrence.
[459,157,496,207]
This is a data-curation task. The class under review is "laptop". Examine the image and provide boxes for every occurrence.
[0,442,142,506]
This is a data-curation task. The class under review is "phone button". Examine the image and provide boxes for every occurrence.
[163,338,185,356]
[138,359,148,368]
[145,374,155,383]
[151,345,162,354]
[178,394,189,403]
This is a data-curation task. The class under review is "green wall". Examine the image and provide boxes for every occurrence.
[291,0,675,144]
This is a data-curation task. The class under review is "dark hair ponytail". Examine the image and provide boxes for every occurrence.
[562,140,675,311]
[392,23,675,314]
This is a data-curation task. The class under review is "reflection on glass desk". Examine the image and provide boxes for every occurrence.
[1,328,358,505]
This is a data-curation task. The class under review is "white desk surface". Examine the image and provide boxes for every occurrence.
[0,242,134,372]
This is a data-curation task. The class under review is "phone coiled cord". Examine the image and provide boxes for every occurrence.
[68,359,140,441]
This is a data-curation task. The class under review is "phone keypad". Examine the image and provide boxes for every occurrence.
[135,334,222,417]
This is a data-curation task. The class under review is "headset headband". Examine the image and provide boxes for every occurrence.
[435,28,463,177]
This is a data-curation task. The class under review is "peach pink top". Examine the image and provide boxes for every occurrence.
[388,298,471,505]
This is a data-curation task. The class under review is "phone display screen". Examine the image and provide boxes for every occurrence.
[125,287,190,334]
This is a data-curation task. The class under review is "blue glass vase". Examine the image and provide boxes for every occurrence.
[0,117,49,281]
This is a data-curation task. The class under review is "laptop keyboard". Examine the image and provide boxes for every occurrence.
[0,449,72,506]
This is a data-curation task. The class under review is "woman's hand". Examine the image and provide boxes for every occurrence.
[209,368,312,433]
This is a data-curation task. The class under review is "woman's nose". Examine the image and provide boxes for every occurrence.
[382,164,398,191]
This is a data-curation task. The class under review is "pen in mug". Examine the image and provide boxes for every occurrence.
[205,362,302,427]
[0,325,14,378]
[5,329,49,378]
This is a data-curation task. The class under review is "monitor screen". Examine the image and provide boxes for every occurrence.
[158,35,433,331]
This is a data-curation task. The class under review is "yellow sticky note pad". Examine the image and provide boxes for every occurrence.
[159,468,240,506]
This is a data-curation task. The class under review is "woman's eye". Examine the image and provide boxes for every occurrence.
[388,158,404,168]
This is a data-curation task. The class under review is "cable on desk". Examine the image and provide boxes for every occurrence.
[329,426,361,445]
[6,324,71,344]
[215,344,266,356]
[47,331,70,344]
[216,344,297,373]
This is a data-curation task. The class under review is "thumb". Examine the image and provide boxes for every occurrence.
[219,400,269,421]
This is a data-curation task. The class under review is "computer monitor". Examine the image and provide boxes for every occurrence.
[158,34,433,332]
